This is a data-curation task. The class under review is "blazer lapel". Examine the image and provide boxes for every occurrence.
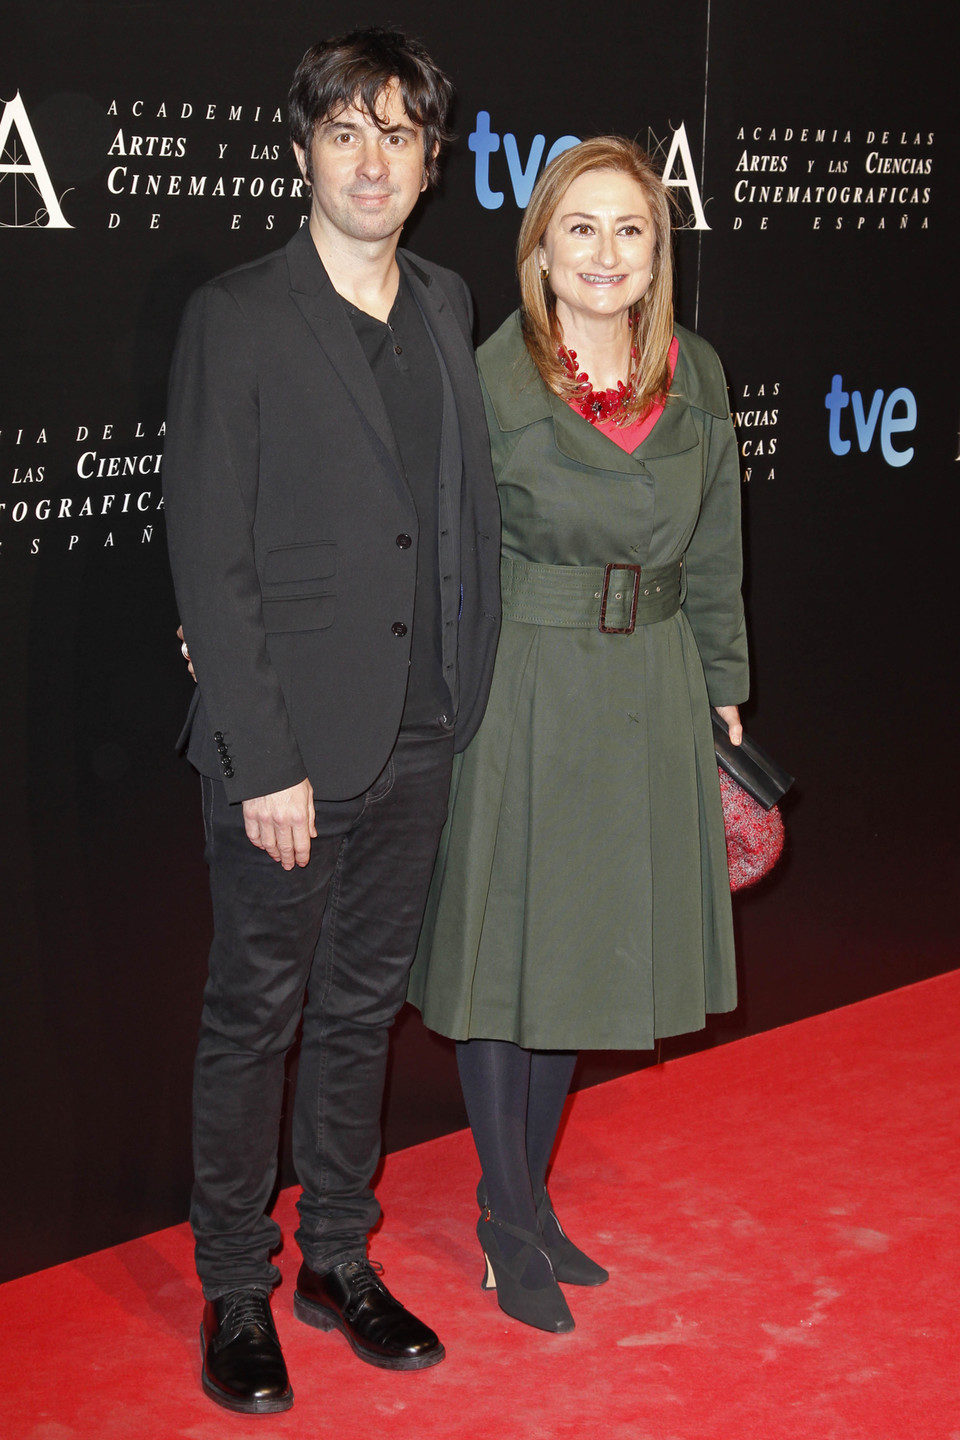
[284,227,404,478]
[397,256,465,708]
[398,252,488,451]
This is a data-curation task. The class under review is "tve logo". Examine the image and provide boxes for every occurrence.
[469,112,579,208]
[468,113,710,226]
[825,375,917,468]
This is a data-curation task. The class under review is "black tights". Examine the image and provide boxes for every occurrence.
[456,1039,577,1271]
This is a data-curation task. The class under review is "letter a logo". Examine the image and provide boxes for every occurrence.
[659,122,710,231]
[0,92,73,228]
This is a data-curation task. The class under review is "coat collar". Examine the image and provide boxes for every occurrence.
[284,223,437,299]
[478,312,728,474]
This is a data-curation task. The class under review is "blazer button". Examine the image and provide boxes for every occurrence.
[214,731,224,741]
[392,621,408,637]
[223,766,234,779]
[396,534,412,549]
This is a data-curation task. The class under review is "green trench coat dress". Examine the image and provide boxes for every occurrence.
[406,313,749,1050]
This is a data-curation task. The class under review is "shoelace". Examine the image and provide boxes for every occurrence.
[339,1259,388,1303]
[219,1289,273,1339]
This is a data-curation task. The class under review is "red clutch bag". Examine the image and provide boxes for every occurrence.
[718,767,785,891]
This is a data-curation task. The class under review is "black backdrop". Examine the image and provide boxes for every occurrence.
[2,0,956,1283]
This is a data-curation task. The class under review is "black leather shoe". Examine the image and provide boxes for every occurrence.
[200,1288,293,1414]
[294,1259,445,1371]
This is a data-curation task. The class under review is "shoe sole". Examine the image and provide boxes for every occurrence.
[199,1325,294,1414]
[293,1292,445,1371]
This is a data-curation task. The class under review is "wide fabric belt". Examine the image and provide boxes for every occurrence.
[500,556,684,634]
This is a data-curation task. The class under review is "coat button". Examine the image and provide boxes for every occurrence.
[223,766,234,779]
[214,731,224,741]
[392,621,408,637]
[396,534,412,549]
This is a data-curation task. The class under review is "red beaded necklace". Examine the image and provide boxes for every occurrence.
[558,343,640,425]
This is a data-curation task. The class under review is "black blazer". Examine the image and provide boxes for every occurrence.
[163,226,501,803]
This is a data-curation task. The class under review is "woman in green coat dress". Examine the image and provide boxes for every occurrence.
[406,137,749,1334]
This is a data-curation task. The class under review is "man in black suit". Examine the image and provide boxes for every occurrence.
[163,28,500,1414]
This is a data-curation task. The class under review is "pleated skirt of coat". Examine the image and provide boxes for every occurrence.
[406,606,737,1051]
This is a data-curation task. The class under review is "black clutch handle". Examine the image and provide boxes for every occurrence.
[711,710,795,811]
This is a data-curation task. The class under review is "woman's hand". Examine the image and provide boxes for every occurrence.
[176,623,197,682]
[714,704,742,746]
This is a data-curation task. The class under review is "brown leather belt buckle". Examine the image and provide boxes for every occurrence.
[598,563,642,635]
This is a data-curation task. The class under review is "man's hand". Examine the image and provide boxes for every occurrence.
[177,623,313,867]
[714,704,743,746]
[242,779,317,869]
[176,624,197,682]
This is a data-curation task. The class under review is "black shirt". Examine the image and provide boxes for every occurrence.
[342,275,451,726]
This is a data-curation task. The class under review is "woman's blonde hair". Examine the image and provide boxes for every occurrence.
[516,136,676,423]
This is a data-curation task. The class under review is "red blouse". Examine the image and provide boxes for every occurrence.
[572,335,680,453]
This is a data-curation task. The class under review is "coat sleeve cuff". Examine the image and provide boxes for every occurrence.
[221,760,309,806]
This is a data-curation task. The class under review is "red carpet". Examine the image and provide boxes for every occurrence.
[8,971,960,1440]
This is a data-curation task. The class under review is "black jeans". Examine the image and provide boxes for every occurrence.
[190,723,455,1299]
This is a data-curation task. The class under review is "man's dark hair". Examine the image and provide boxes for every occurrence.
[289,27,454,188]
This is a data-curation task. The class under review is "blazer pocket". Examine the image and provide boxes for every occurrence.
[262,591,335,633]
[263,540,337,589]
[261,541,337,633]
